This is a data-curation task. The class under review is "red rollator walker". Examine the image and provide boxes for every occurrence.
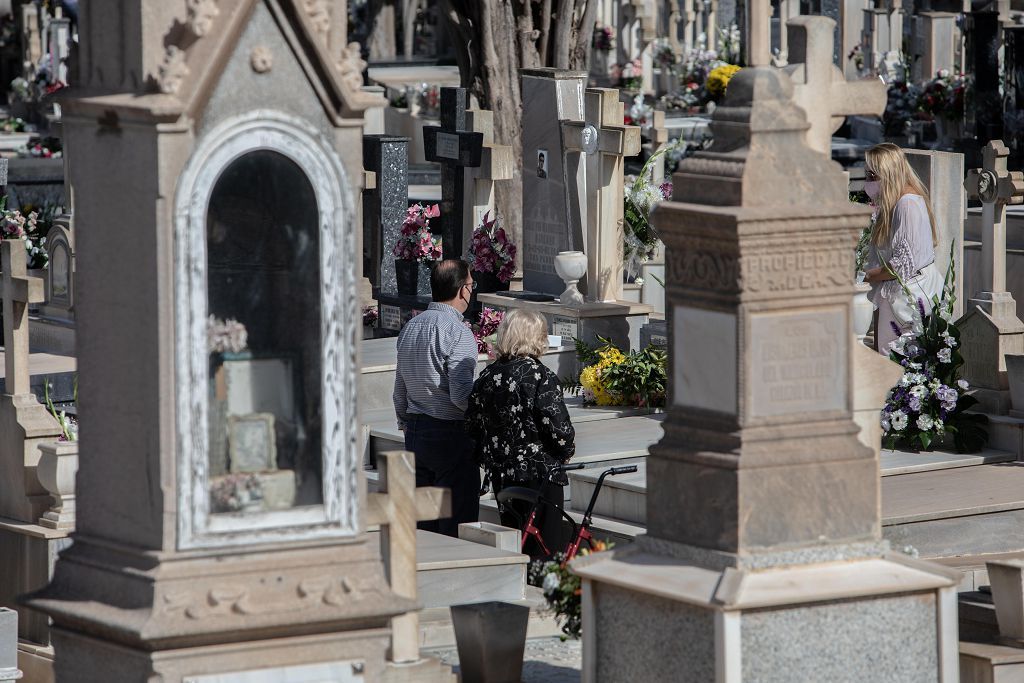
[495,463,638,562]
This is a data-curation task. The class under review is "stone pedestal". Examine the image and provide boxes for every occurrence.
[573,67,958,683]
[960,293,1024,413]
[0,393,62,524]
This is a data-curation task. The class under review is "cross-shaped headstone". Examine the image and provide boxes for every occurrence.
[423,88,485,259]
[366,450,451,664]
[562,88,642,302]
[965,140,1024,298]
[783,15,887,155]
[462,108,514,258]
[1,240,44,396]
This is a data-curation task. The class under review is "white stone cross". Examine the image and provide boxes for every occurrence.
[561,88,641,302]
[462,108,514,255]
[965,140,1024,297]
[784,15,887,155]
[1,239,44,396]
[366,450,451,665]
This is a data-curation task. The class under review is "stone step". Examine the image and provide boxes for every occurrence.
[882,460,1024,559]
[878,447,1016,477]
[368,529,528,610]
[359,337,578,411]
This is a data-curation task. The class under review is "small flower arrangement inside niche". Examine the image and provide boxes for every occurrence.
[528,541,614,640]
[210,473,264,513]
[917,70,968,122]
[882,249,988,453]
[566,336,666,408]
[207,316,249,355]
[362,305,379,328]
[467,210,516,290]
[0,198,47,269]
[467,307,504,356]
[394,203,442,263]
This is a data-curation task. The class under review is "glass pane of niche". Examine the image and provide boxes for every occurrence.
[206,150,323,517]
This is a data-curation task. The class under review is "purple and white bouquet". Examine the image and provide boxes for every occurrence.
[467,210,516,282]
[393,203,442,263]
[881,252,987,452]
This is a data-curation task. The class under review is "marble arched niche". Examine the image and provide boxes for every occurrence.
[174,110,359,550]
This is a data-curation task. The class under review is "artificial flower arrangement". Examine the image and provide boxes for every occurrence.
[467,210,516,283]
[568,336,667,408]
[0,198,47,269]
[592,25,614,51]
[706,63,742,100]
[528,541,614,639]
[210,473,264,513]
[467,307,504,356]
[882,78,926,137]
[362,305,379,328]
[624,141,679,277]
[393,203,442,263]
[611,58,644,91]
[624,94,654,127]
[652,39,677,70]
[881,250,988,453]
[917,70,967,123]
[207,316,249,355]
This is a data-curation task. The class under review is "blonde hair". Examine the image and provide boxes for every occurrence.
[495,309,548,359]
[865,142,938,247]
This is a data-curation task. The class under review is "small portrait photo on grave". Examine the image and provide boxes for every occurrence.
[536,149,548,179]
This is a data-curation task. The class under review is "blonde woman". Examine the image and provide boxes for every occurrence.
[863,143,944,354]
[465,309,575,556]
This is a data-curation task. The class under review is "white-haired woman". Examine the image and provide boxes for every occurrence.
[863,142,944,354]
[465,309,575,556]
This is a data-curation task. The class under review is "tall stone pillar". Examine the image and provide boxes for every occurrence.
[573,68,960,683]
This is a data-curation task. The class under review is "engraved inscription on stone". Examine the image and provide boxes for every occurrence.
[380,304,401,331]
[749,309,846,418]
[436,132,459,160]
[552,314,579,339]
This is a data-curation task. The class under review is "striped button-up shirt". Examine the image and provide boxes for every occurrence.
[393,302,478,427]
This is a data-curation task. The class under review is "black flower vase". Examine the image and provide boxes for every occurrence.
[472,270,510,295]
[395,260,419,296]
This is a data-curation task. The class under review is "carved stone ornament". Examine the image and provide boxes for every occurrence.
[250,46,273,73]
[186,0,219,37]
[336,42,367,92]
[581,125,599,155]
[158,45,189,95]
[979,170,998,203]
[304,0,331,37]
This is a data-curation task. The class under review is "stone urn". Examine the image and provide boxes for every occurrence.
[36,440,78,531]
[554,251,587,305]
[852,282,874,341]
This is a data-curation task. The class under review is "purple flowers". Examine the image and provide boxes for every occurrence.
[467,211,517,283]
[394,203,442,263]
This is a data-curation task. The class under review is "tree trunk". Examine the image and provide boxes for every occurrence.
[440,0,588,276]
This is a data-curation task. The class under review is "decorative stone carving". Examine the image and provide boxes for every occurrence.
[157,45,189,95]
[186,0,219,37]
[250,46,272,73]
[337,42,367,92]
[303,0,331,37]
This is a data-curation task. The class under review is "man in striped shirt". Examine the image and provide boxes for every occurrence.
[393,259,480,536]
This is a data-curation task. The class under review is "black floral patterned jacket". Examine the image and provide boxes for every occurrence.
[465,355,576,484]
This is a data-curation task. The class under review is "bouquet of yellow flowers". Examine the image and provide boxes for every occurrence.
[706,63,741,99]
[570,337,666,408]
[579,347,626,406]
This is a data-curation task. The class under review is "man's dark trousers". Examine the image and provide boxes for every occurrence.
[404,413,480,536]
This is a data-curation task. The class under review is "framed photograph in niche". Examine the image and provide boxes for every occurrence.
[227,413,277,474]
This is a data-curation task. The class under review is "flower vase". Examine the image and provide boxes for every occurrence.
[472,270,510,295]
[37,440,78,530]
[554,251,587,305]
[852,282,874,341]
[395,260,419,296]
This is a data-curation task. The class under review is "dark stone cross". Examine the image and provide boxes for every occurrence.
[423,87,484,259]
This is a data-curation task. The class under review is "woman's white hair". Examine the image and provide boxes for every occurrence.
[495,309,548,359]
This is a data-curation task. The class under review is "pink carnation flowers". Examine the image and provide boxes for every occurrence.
[394,203,442,263]
[467,210,517,283]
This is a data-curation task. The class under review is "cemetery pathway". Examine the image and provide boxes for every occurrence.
[428,636,582,682]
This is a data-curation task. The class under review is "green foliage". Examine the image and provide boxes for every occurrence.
[601,345,668,408]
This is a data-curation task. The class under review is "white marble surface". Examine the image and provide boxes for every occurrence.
[879,448,1015,476]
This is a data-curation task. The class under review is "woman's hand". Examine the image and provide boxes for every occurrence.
[863,266,895,284]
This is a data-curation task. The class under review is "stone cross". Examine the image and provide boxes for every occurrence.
[965,140,1024,298]
[784,15,887,155]
[423,87,484,259]
[462,108,514,258]
[366,450,451,665]
[561,88,642,302]
[1,239,45,396]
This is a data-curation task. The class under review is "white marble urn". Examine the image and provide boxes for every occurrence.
[852,282,874,341]
[37,440,78,531]
[554,251,587,305]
